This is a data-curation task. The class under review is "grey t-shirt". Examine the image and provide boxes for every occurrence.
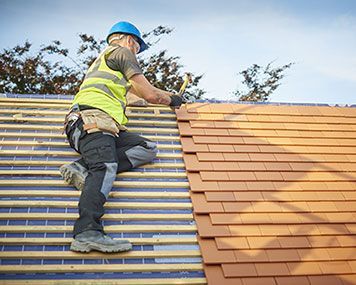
[105,44,143,80]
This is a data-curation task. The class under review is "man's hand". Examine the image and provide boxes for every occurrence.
[169,94,183,109]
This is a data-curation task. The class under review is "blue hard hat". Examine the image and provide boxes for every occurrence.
[107,21,148,53]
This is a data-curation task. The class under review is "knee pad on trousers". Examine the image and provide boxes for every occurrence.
[99,162,118,199]
[124,141,158,168]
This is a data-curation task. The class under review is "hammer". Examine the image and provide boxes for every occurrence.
[178,73,193,97]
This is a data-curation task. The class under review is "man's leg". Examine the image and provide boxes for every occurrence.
[64,120,132,253]
[72,131,118,235]
[61,131,158,190]
[115,131,158,173]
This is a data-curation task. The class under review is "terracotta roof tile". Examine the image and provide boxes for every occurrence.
[247,236,281,249]
[327,248,356,261]
[275,276,310,285]
[218,181,248,191]
[176,102,356,284]
[242,277,277,285]
[297,248,330,261]
[240,213,273,224]
[229,225,262,236]
[187,173,219,191]
[268,213,301,223]
[319,261,352,274]
[193,135,219,144]
[248,153,276,161]
[190,120,215,128]
[234,249,269,262]
[194,214,231,237]
[234,145,261,153]
[205,191,235,201]
[180,137,209,152]
[348,260,356,273]
[204,128,230,135]
[197,152,225,161]
[227,171,257,181]
[215,237,250,250]
[259,225,291,235]
[277,237,311,248]
[222,263,258,277]
[209,103,235,114]
[197,237,236,264]
[254,171,284,181]
[218,136,245,144]
[254,262,290,276]
[210,213,243,224]
[237,162,266,171]
[223,202,253,212]
[307,275,344,285]
[177,121,205,135]
[336,235,356,247]
[264,162,292,171]
[246,181,276,190]
[174,107,199,120]
[287,261,322,275]
[183,154,213,171]
[190,193,224,213]
[200,171,230,181]
[186,103,212,113]
[203,265,243,285]
[223,152,251,161]
[307,235,341,247]
[233,191,264,201]
[266,249,300,262]
[212,161,240,171]
[208,144,235,152]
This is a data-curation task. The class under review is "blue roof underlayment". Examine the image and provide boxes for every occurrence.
[0,93,205,283]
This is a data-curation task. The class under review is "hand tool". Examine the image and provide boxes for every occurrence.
[178,72,193,97]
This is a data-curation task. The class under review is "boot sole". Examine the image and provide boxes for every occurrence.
[70,240,132,253]
[60,165,85,191]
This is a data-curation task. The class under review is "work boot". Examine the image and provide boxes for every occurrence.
[60,161,88,191]
[70,230,132,253]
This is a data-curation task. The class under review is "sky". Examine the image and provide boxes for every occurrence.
[0,0,355,105]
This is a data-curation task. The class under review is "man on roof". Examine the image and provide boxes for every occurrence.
[60,21,183,253]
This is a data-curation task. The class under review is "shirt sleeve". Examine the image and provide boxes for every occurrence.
[105,46,143,80]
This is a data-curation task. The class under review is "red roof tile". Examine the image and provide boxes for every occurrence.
[176,103,356,284]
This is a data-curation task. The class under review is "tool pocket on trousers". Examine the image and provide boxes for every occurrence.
[83,145,115,166]
[80,109,120,135]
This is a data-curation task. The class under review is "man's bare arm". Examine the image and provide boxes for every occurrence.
[129,74,173,105]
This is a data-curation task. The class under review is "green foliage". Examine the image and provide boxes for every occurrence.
[234,61,294,102]
[0,26,205,101]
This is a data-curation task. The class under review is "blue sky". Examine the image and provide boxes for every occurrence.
[1,0,355,104]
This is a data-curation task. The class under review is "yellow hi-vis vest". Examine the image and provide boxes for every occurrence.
[71,46,130,125]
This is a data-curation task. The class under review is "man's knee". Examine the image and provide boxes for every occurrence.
[125,140,157,168]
